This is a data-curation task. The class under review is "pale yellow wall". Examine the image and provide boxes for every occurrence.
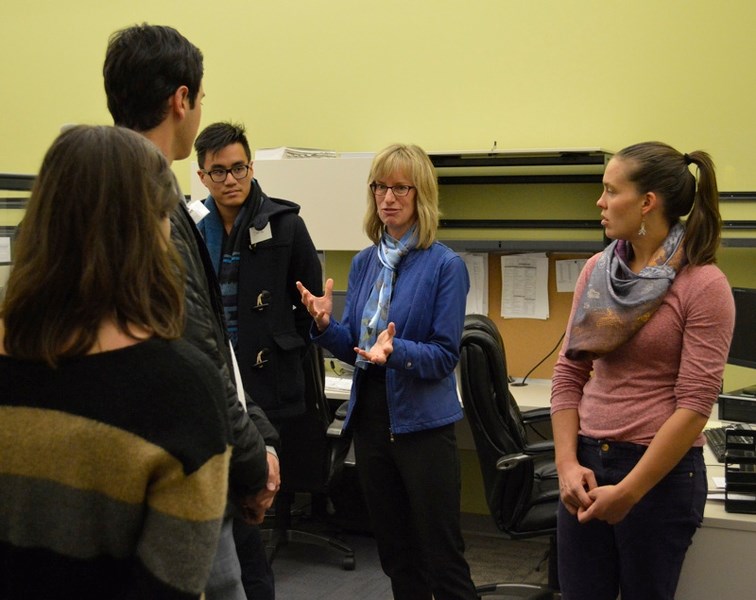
[3,1,756,191]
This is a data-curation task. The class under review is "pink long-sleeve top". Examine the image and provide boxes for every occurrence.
[551,254,735,446]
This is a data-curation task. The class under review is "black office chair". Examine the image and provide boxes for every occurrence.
[262,343,356,570]
[459,314,560,599]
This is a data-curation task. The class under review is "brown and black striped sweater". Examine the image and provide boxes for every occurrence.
[0,337,232,599]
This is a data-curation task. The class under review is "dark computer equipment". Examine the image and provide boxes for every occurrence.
[704,427,728,462]
[717,287,756,422]
[704,424,754,463]
[718,393,756,423]
[704,287,756,450]
[728,287,756,370]
[330,290,348,322]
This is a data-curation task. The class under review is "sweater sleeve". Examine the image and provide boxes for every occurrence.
[170,204,269,496]
[133,452,231,599]
[133,345,232,599]
[674,266,735,416]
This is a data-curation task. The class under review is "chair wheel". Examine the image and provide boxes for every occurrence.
[342,556,356,570]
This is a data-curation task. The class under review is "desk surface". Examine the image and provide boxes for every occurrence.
[324,358,353,402]
[324,368,755,526]
[508,378,552,411]
[509,380,756,530]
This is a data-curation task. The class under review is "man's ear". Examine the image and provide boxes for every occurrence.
[170,85,191,119]
[197,169,210,189]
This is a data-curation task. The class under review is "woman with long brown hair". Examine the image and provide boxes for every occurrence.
[0,125,231,599]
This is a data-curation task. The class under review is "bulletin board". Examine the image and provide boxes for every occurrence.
[486,252,592,380]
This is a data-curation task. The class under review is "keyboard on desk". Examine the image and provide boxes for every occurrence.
[704,424,754,463]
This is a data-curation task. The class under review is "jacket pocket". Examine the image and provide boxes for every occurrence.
[272,331,306,352]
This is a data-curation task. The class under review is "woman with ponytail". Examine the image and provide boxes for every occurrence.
[551,142,735,600]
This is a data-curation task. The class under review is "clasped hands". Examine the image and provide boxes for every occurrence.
[558,462,636,525]
[296,278,395,365]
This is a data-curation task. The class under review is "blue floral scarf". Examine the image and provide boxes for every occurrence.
[355,226,417,369]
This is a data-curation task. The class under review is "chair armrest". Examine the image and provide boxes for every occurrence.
[521,407,554,444]
[496,441,554,471]
[327,419,345,438]
[521,407,551,425]
[334,400,349,420]
[327,401,349,438]
[327,401,356,470]
[523,440,555,455]
[496,452,538,471]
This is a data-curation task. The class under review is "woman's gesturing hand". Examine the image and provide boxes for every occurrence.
[297,277,334,332]
[354,322,395,365]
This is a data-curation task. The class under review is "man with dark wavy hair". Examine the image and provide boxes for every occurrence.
[104,23,280,600]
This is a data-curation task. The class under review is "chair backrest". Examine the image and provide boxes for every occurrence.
[278,343,332,492]
[459,314,536,533]
[303,342,332,431]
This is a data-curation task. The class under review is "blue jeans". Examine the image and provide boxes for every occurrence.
[205,517,247,600]
[557,437,706,600]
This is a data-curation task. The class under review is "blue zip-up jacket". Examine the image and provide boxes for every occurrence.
[314,241,470,435]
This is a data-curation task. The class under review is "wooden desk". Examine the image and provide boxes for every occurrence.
[508,379,552,411]
[677,422,756,600]
[323,358,352,404]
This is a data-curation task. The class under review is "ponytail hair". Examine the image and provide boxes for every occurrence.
[617,141,721,265]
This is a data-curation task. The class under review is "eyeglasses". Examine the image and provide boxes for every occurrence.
[202,164,251,183]
[370,183,415,197]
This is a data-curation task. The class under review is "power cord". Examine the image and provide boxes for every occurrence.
[511,330,566,387]
[328,359,354,377]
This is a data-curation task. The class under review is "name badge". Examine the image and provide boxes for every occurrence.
[187,199,210,224]
[249,223,273,246]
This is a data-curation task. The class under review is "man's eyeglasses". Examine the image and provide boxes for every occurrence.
[202,164,251,183]
[370,183,415,197]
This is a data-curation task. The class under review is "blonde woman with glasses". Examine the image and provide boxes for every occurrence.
[298,144,478,600]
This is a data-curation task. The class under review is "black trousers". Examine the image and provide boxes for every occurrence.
[233,519,275,600]
[351,369,477,600]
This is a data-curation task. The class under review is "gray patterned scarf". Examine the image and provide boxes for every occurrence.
[565,221,687,361]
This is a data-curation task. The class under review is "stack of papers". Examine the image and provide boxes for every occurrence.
[707,476,755,502]
[255,146,338,160]
[325,375,352,392]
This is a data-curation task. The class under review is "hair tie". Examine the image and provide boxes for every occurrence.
[683,153,692,165]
